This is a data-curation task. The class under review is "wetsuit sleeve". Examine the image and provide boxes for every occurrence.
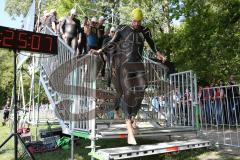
[143,27,158,53]
[101,30,121,52]
[60,18,66,34]
[50,15,57,31]
[76,19,81,34]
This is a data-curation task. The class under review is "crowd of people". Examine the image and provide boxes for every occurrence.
[199,75,240,125]
[2,99,10,126]
[36,8,116,57]
[151,75,240,126]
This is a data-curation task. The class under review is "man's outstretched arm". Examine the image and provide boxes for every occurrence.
[143,27,166,61]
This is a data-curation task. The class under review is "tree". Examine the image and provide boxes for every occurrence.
[0,49,13,108]
[4,0,33,19]
[156,0,240,84]
[5,0,239,85]
[45,0,104,18]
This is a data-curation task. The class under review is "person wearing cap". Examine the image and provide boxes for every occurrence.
[35,10,49,32]
[57,16,66,39]
[97,16,106,48]
[101,26,116,86]
[45,9,57,32]
[60,8,82,52]
[102,26,116,46]
[84,17,99,51]
[96,16,106,77]
[90,8,166,145]
[78,16,88,55]
[227,75,240,124]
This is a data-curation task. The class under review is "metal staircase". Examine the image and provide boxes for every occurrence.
[37,26,210,159]
[39,67,70,133]
[37,26,78,134]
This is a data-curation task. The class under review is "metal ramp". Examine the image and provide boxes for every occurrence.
[90,139,210,160]
[96,122,197,139]
[96,125,197,139]
[73,122,197,139]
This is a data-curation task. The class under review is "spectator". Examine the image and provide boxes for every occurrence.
[219,80,228,124]
[98,16,106,48]
[36,10,49,32]
[213,86,223,124]
[172,88,181,119]
[227,75,240,124]
[202,86,213,124]
[100,26,116,80]
[102,26,116,46]
[2,100,10,126]
[151,96,160,112]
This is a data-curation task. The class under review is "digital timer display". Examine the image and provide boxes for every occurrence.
[0,25,57,55]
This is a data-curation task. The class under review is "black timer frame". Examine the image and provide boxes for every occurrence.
[0,26,57,160]
[0,25,58,54]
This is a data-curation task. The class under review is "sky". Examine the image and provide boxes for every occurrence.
[0,0,23,29]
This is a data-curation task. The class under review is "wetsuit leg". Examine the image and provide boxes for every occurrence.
[111,60,123,112]
[119,62,147,119]
[100,54,106,77]
[78,43,84,55]
[83,44,88,54]
[65,37,72,47]
[71,37,78,52]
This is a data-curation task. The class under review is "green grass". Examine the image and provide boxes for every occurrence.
[0,117,239,160]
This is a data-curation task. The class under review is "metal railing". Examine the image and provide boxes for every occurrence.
[169,71,198,127]
[198,85,240,148]
[39,26,174,129]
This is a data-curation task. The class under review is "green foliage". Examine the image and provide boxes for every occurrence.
[4,0,33,19]
[156,0,240,85]
[0,50,38,109]
[45,0,104,19]
[0,49,13,108]
[116,0,171,35]
[3,0,240,87]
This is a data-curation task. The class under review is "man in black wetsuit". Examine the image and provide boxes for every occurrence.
[98,16,106,48]
[78,16,88,55]
[91,8,165,145]
[60,9,81,52]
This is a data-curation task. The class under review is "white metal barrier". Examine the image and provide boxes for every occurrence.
[169,71,198,127]
[199,85,240,148]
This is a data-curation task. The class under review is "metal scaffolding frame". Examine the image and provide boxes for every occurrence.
[37,26,209,160]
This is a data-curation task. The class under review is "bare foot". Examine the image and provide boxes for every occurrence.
[114,110,121,119]
[132,120,138,129]
[131,120,139,135]
[126,119,137,145]
[128,134,137,145]
[132,127,139,135]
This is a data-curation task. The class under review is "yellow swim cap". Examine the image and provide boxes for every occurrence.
[131,8,143,21]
